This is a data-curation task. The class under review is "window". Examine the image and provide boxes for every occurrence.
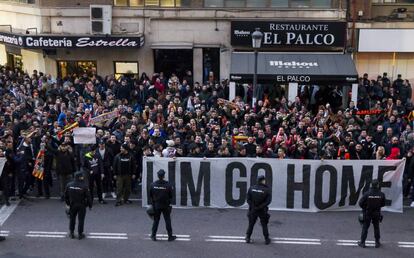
[57,61,97,79]
[271,0,289,7]
[203,0,333,8]
[114,61,139,78]
[0,0,36,3]
[129,0,144,5]
[114,0,128,6]
[114,0,187,7]
[247,0,267,7]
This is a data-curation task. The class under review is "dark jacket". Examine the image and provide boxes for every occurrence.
[84,152,104,176]
[65,179,92,208]
[247,183,272,211]
[96,147,114,173]
[359,187,386,214]
[56,145,76,176]
[149,179,173,210]
[113,152,136,176]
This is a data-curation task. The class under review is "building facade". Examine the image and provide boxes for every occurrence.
[0,0,346,84]
[350,0,414,82]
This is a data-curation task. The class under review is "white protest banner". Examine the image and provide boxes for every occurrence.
[142,158,405,213]
[0,158,6,177]
[73,127,96,144]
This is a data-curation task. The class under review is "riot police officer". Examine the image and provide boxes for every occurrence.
[245,175,272,245]
[65,171,92,240]
[149,169,176,241]
[358,179,385,248]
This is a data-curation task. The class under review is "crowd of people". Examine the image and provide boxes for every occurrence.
[0,66,413,207]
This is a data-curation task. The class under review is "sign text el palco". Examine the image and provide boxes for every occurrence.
[231,21,347,49]
[142,158,405,213]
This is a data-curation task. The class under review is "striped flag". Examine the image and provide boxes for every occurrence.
[32,149,45,180]
[56,122,79,140]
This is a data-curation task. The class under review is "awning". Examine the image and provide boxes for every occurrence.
[150,42,193,49]
[230,52,358,84]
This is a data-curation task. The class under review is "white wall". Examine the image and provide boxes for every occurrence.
[0,44,6,65]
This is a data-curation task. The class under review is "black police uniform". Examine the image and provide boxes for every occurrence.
[246,176,272,244]
[149,170,175,241]
[65,172,92,239]
[358,181,385,248]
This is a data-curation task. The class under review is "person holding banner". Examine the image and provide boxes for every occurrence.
[358,180,385,248]
[245,175,271,245]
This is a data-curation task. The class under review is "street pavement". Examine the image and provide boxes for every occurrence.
[0,197,413,258]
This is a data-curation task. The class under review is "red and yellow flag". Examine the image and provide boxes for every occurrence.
[32,149,45,180]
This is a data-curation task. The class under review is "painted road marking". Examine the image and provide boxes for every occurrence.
[337,240,375,247]
[26,234,66,238]
[0,201,20,226]
[87,236,128,240]
[209,236,245,239]
[207,235,321,245]
[144,237,191,241]
[28,231,67,235]
[89,232,128,236]
[26,231,67,238]
[398,241,414,248]
[272,241,321,245]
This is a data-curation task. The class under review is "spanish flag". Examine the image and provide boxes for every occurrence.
[232,135,249,147]
[407,111,414,122]
[32,149,45,180]
[57,122,79,140]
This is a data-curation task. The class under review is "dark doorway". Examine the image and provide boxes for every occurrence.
[57,60,97,78]
[154,49,193,82]
[203,48,220,85]
[7,53,23,70]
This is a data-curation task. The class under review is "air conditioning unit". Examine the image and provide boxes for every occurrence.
[90,5,112,35]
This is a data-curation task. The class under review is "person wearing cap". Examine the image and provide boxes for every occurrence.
[245,175,272,245]
[113,144,136,206]
[65,171,92,240]
[149,169,176,241]
[358,179,386,248]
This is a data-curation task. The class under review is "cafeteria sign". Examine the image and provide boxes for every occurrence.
[0,31,144,49]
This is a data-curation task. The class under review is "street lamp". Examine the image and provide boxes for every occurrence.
[251,28,263,108]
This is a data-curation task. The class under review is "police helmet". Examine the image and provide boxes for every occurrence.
[257,175,266,183]
[157,169,166,178]
[74,171,84,181]
[146,205,155,219]
[371,179,380,189]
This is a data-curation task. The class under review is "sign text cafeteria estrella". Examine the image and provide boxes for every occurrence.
[231,21,346,49]
[0,32,143,48]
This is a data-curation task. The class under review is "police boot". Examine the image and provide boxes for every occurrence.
[68,232,75,239]
[358,241,366,248]
[168,235,177,242]
[245,235,251,244]
[150,235,157,241]
[265,238,271,245]
[375,241,381,248]
[78,233,86,240]
[0,236,5,242]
